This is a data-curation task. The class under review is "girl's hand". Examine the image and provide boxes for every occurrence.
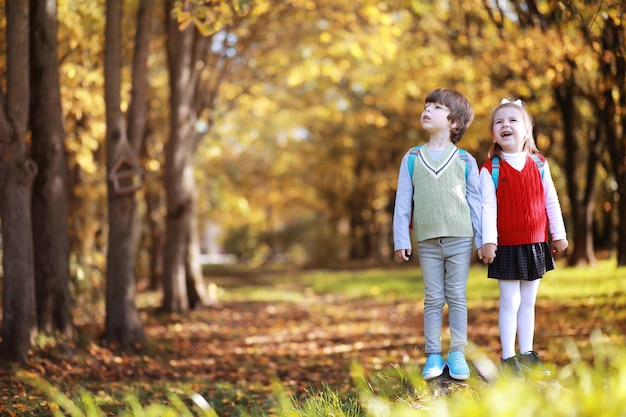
[551,239,569,254]
[394,249,412,262]
[481,243,497,264]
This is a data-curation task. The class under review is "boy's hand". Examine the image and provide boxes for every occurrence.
[481,243,497,264]
[394,249,412,262]
[551,239,569,254]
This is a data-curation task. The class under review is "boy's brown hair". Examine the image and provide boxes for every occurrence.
[425,88,474,143]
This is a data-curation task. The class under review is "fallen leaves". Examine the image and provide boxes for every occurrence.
[1,294,625,415]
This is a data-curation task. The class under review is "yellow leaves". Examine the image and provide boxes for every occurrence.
[292,0,318,11]
[172,0,257,37]
[359,108,388,128]
[406,0,433,17]
[319,31,331,43]
[250,96,279,118]
[202,144,222,161]
[287,59,329,87]
[349,42,365,59]
[404,81,422,102]
[320,61,345,83]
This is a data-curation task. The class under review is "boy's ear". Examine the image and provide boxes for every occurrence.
[450,119,460,129]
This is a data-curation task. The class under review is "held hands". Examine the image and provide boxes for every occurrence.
[480,243,497,264]
[479,240,567,265]
[394,249,412,262]
[551,239,569,254]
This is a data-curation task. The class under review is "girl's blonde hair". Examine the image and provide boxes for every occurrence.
[487,100,539,158]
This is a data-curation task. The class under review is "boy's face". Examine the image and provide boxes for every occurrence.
[421,102,452,133]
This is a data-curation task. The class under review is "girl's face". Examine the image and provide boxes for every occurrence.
[491,106,529,153]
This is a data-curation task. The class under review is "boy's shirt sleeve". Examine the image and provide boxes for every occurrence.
[393,151,413,251]
[542,160,567,240]
[465,153,482,249]
[480,165,498,245]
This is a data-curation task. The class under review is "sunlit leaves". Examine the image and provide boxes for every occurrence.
[172,0,265,36]
[45,0,624,267]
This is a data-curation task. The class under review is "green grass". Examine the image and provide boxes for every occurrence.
[539,259,626,300]
[206,259,626,304]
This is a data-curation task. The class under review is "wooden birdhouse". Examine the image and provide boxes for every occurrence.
[109,152,143,195]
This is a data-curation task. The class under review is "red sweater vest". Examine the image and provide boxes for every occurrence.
[485,155,547,246]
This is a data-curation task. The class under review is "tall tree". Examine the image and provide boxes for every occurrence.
[30,0,74,337]
[599,14,626,265]
[0,0,37,361]
[103,0,153,348]
[554,78,599,266]
[128,0,158,290]
[162,0,206,312]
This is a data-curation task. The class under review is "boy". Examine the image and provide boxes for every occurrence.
[393,88,482,380]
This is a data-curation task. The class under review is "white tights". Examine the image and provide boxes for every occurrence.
[498,279,541,359]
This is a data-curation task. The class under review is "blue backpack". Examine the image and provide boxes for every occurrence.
[490,154,544,190]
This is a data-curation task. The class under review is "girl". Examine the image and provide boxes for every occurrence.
[479,99,568,380]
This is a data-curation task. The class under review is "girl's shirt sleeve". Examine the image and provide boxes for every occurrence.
[393,151,413,251]
[542,160,567,240]
[465,153,482,248]
[480,165,498,245]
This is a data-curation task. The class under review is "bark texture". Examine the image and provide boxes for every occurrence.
[30,0,74,337]
[0,0,38,362]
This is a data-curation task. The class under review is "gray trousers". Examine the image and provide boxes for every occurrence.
[417,237,473,354]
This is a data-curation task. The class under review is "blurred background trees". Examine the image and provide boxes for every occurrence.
[0,0,624,359]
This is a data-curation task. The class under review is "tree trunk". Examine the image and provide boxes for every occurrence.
[163,3,193,312]
[600,16,626,265]
[29,0,74,337]
[186,180,210,309]
[554,82,597,266]
[127,0,154,292]
[141,126,164,290]
[103,0,144,349]
[163,0,212,312]
[0,0,38,362]
[147,195,164,291]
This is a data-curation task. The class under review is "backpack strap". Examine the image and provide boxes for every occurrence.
[491,156,501,190]
[458,149,470,178]
[407,145,422,179]
[491,154,544,190]
[407,145,422,230]
[531,154,545,179]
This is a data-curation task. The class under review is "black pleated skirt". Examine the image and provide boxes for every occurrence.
[487,242,555,281]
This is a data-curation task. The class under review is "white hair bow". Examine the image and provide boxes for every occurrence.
[501,98,524,107]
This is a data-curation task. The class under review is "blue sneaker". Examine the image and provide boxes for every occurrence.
[447,351,470,380]
[422,354,445,380]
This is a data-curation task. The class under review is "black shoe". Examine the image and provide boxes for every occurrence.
[500,356,525,381]
[518,351,551,377]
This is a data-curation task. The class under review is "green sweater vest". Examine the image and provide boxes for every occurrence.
[411,146,474,242]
